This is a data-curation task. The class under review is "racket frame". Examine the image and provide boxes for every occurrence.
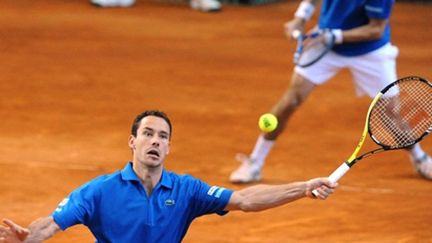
[293,29,334,68]
[312,75,432,196]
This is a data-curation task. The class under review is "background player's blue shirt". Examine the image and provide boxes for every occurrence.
[319,0,394,56]
[52,162,233,243]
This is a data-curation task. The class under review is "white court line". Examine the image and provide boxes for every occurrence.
[339,185,431,196]
[0,160,101,171]
[339,185,395,194]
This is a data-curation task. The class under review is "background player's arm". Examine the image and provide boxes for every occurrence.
[339,18,388,43]
[1,217,60,243]
[224,178,336,212]
[285,0,321,37]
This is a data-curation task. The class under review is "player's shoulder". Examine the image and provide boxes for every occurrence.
[164,170,195,181]
[80,170,123,189]
[163,170,203,186]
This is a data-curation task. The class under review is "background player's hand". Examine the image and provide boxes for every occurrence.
[0,219,29,243]
[305,178,338,200]
[284,18,305,39]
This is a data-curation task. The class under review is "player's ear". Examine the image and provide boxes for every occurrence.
[128,135,136,150]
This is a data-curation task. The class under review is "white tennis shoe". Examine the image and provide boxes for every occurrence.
[91,0,135,7]
[410,153,432,180]
[190,0,221,12]
[229,154,262,183]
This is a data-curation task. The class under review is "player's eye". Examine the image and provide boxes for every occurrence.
[143,130,153,137]
[160,133,169,140]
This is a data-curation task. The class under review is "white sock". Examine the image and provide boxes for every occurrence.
[408,143,426,159]
[250,134,275,168]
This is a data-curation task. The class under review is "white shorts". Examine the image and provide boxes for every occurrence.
[295,43,399,97]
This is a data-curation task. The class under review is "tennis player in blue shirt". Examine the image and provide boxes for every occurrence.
[230,0,432,183]
[0,110,337,243]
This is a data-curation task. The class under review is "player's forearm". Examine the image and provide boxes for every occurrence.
[340,19,387,43]
[234,183,307,212]
[24,217,60,243]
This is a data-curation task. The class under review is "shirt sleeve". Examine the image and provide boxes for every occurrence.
[189,177,233,218]
[365,0,394,19]
[51,180,98,230]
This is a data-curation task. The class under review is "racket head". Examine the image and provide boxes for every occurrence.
[368,76,432,149]
[293,29,335,68]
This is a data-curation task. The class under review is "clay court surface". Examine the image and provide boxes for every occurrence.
[1,0,431,242]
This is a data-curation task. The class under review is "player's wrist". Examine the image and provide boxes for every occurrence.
[331,29,343,44]
[294,1,315,21]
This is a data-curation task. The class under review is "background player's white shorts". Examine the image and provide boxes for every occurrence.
[295,43,399,97]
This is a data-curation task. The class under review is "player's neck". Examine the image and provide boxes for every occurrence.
[132,162,162,196]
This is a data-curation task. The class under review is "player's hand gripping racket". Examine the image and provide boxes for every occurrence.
[313,76,432,196]
[292,29,335,67]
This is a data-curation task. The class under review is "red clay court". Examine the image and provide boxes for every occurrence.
[0,0,431,242]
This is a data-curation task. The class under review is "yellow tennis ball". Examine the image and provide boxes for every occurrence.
[258,113,278,132]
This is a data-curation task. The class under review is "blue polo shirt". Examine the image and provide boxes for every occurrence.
[52,162,233,243]
[319,0,394,56]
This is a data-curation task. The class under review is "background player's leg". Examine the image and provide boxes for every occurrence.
[409,144,432,180]
[229,73,316,183]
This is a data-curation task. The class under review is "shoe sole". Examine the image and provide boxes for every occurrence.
[229,176,261,184]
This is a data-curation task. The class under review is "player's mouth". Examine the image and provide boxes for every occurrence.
[146,149,160,159]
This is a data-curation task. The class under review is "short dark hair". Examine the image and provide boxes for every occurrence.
[131,110,172,139]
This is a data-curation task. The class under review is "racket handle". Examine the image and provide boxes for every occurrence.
[312,162,350,197]
[328,162,350,183]
[292,30,301,39]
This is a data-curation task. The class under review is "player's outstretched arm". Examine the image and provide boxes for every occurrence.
[0,217,60,243]
[225,178,337,212]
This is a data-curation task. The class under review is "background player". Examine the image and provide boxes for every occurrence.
[230,0,432,183]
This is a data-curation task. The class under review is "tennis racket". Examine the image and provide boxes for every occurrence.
[292,29,335,67]
[313,76,432,196]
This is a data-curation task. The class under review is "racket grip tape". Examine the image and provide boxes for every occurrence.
[312,162,350,197]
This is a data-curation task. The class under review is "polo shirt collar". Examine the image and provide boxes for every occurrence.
[121,162,173,189]
[121,162,140,181]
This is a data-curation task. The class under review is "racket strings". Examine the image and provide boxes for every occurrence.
[296,30,333,67]
[297,42,327,66]
[369,79,432,148]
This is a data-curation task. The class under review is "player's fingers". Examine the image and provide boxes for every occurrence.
[284,22,301,39]
[2,219,14,228]
[322,186,335,196]
[318,188,329,199]
[313,186,333,200]
[2,220,17,234]
[319,178,338,188]
[2,219,25,235]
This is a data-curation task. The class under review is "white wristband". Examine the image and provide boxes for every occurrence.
[331,29,343,44]
[294,1,315,21]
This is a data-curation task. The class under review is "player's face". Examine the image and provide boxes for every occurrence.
[129,116,170,168]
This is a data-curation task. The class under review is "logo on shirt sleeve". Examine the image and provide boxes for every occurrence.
[54,198,69,212]
[207,186,226,198]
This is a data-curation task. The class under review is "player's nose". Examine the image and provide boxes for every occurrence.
[151,137,160,147]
